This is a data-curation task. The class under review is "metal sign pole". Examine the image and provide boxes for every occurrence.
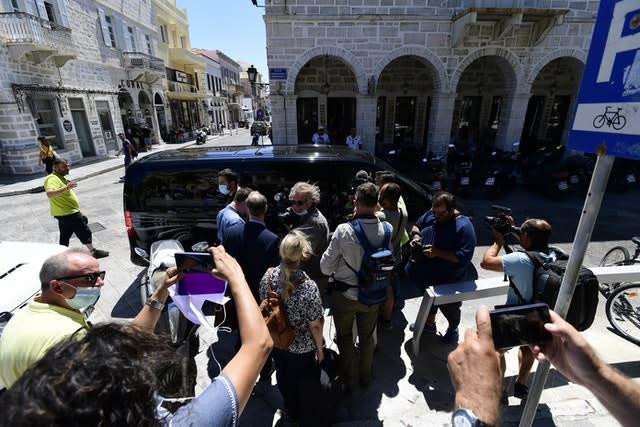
[519,149,614,427]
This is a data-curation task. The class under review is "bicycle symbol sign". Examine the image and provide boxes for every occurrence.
[568,0,640,160]
[592,106,627,130]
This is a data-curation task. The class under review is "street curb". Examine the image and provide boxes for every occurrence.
[0,163,124,198]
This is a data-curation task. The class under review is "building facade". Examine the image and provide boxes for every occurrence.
[264,0,596,156]
[0,0,163,174]
[153,0,206,142]
[216,50,242,125]
[193,48,229,130]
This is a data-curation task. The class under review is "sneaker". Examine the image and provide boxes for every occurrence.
[440,328,459,344]
[408,322,437,333]
[91,248,109,259]
[513,382,529,400]
[381,319,393,331]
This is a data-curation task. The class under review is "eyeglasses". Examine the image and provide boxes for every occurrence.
[289,199,306,206]
[57,271,106,284]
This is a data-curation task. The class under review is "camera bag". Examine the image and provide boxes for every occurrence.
[344,219,395,305]
[510,251,599,331]
[259,268,296,349]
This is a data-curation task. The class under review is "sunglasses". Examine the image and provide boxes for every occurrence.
[57,271,106,284]
[289,199,306,206]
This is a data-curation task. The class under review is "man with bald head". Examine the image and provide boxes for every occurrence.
[0,249,179,388]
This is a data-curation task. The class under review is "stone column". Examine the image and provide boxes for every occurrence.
[357,95,376,153]
[496,92,529,150]
[427,92,456,156]
[271,93,297,145]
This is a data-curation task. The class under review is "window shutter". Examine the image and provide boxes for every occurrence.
[56,0,69,28]
[121,20,132,51]
[97,9,112,47]
[135,27,144,54]
[34,0,47,21]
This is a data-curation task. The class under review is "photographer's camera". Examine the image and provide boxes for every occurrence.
[485,205,520,235]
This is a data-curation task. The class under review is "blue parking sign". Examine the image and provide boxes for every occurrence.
[569,0,640,160]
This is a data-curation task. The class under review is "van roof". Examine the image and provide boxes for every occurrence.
[134,144,378,164]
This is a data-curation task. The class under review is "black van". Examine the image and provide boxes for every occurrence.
[123,145,431,265]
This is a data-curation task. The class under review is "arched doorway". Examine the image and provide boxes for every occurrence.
[377,55,436,156]
[453,56,517,154]
[138,91,152,127]
[118,90,134,133]
[154,92,168,141]
[294,55,357,144]
[522,57,584,154]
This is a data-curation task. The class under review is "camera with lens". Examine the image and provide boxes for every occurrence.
[409,237,425,260]
[277,207,302,229]
[484,205,520,235]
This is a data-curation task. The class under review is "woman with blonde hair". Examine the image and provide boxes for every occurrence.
[259,229,324,425]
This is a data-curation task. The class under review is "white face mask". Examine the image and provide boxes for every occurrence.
[63,284,101,311]
[218,184,230,195]
[293,209,308,216]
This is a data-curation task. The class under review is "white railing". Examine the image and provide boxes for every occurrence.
[0,12,71,48]
[122,52,165,72]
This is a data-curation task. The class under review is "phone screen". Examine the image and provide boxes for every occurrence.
[490,303,552,350]
[174,252,226,295]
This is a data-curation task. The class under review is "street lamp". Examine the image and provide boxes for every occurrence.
[247,64,269,89]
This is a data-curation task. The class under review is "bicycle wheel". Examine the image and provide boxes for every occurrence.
[606,283,640,346]
[593,115,605,129]
[599,246,630,266]
[612,115,627,130]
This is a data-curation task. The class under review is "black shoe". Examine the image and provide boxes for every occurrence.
[91,248,109,259]
[514,382,529,400]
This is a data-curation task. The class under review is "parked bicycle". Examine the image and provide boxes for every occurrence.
[598,237,640,345]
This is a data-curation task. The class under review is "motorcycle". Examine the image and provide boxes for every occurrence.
[483,142,519,199]
[422,153,447,192]
[135,239,210,398]
[195,128,207,145]
[251,132,260,146]
[447,144,473,195]
[521,143,569,198]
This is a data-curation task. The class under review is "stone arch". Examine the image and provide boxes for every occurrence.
[526,48,587,88]
[373,46,449,92]
[154,92,164,105]
[450,47,524,93]
[285,46,367,94]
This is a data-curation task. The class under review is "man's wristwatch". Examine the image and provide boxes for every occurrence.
[451,408,492,427]
[145,299,165,311]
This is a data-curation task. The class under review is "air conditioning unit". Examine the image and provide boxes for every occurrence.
[130,58,144,67]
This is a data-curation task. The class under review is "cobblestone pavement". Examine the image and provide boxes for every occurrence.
[1,140,638,426]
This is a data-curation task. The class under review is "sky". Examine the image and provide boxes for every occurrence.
[176,0,269,81]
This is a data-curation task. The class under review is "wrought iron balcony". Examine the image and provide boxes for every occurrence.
[0,12,76,66]
[122,52,165,84]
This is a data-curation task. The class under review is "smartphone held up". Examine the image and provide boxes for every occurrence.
[490,303,552,350]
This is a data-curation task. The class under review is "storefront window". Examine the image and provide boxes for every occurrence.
[31,97,63,149]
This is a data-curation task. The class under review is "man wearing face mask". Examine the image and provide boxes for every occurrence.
[0,249,180,389]
[218,168,239,204]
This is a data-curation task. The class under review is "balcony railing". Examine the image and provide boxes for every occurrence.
[167,80,198,93]
[122,52,165,71]
[0,12,72,48]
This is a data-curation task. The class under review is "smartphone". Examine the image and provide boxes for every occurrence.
[490,303,552,350]
[174,252,226,295]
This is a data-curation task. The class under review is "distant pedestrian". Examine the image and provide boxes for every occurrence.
[311,126,329,144]
[116,133,136,182]
[38,136,57,174]
[142,126,152,151]
[345,128,361,150]
[44,158,109,258]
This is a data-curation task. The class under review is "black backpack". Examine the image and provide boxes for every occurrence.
[509,251,599,331]
[344,220,395,305]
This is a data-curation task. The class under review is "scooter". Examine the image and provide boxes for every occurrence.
[484,142,519,199]
[195,128,207,145]
[135,239,210,398]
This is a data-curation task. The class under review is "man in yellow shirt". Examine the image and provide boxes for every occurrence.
[44,158,108,258]
[0,249,180,388]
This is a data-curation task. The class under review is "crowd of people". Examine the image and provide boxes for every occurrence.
[1,165,639,427]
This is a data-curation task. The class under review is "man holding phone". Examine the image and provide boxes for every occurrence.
[480,218,554,401]
[449,306,640,427]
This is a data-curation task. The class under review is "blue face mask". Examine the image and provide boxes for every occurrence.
[63,284,101,311]
[218,184,230,195]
